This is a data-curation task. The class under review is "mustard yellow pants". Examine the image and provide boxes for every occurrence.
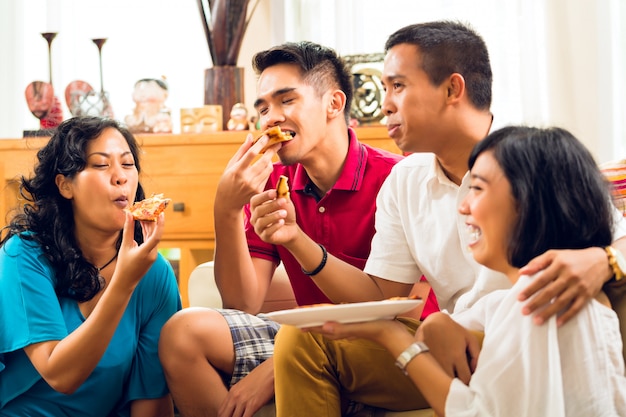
[273,318,431,417]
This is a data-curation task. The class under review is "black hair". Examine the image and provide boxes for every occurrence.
[469,126,613,268]
[0,116,146,301]
[252,41,353,123]
[385,20,492,110]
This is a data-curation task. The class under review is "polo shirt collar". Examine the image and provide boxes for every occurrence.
[426,113,497,190]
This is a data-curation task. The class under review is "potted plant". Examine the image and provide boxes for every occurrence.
[196,0,260,128]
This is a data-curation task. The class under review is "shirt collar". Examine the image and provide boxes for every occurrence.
[424,153,459,189]
[426,113,497,190]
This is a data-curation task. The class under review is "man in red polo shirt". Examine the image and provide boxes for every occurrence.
[158,41,433,417]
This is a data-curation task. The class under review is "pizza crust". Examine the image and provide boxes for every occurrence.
[255,126,293,153]
[276,175,290,200]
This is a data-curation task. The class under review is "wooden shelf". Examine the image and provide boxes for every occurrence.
[0,126,398,306]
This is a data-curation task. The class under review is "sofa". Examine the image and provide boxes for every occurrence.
[187,262,435,417]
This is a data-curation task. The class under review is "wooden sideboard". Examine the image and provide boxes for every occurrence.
[0,126,399,306]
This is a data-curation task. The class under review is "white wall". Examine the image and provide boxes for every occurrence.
[0,0,273,137]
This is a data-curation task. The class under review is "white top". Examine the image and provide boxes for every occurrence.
[446,274,626,416]
[365,152,626,313]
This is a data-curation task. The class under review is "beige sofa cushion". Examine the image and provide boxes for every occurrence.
[187,261,296,312]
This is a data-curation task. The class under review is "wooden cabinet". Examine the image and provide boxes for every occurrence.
[0,126,399,306]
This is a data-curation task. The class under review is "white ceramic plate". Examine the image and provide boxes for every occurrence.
[265,299,422,328]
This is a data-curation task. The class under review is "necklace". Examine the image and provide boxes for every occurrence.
[96,253,118,287]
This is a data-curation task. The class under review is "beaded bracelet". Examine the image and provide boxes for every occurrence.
[302,243,328,276]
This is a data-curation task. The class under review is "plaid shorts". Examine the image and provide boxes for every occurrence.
[218,309,281,388]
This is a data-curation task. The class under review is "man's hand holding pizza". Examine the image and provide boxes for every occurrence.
[249,176,298,247]
[215,131,280,214]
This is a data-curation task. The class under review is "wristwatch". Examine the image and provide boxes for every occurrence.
[605,246,626,282]
[395,341,429,375]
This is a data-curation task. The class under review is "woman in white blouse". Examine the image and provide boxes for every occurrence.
[311,126,626,416]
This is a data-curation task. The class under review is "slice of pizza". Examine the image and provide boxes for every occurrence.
[386,295,422,301]
[296,303,335,309]
[276,175,290,200]
[254,126,293,153]
[126,193,171,221]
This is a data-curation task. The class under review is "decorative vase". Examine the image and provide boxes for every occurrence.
[24,32,63,132]
[204,66,245,129]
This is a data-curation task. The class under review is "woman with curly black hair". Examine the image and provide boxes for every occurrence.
[0,116,181,416]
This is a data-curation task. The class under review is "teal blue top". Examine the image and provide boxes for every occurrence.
[0,234,181,416]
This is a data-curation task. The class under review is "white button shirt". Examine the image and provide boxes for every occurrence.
[365,152,626,313]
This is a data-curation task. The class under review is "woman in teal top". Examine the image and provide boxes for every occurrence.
[0,116,181,416]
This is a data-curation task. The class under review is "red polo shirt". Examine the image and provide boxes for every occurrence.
[245,129,403,305]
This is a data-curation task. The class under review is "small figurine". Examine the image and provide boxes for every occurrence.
[124,78,172,133]
[227,102,249,131]
[250,115,261,131]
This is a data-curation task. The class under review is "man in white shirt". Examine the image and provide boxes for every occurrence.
[265,21,626,415]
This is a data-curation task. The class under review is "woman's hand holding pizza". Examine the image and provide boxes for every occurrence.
[110,211,165,292]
